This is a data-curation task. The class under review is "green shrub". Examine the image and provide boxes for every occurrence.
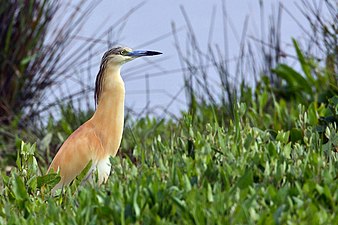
[1,101,337,224]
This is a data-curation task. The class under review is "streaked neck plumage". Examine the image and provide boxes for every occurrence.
[90,64,125,157]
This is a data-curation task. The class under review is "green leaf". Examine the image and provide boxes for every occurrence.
[244,133,254,149]
[1,172,10,185]
[236,170,253,189]
[276,131,290,144]
[133,189,140,218]
[268,142,277,157]
[273,64,313,95]
[27,176,37,190]
[290,128,303,143]
[258,90,269,112]
[13,175,28,201]
[37,173,61,188]
[16,147,22,171]
[292,38,315,84]
[308,103,318,125]
[207,183,214,202]
[76,160,93,183]
[183,174,192,191]
[20,54,37,66]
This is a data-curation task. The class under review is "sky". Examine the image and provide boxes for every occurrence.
[51,0,321,118]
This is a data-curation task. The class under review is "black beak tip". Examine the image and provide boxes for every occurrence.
[146,51,162,56]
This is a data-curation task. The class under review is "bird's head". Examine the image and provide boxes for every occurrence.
[101,46,162,66]
[95,46,162,105]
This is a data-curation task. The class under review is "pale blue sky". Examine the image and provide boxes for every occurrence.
[52,0,320,117]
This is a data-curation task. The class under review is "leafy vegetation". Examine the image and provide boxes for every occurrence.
[1,98,337,224]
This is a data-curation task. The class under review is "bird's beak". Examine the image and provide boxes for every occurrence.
[126,50,162,57]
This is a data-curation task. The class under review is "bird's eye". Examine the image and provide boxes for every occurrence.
[120,50,127,55]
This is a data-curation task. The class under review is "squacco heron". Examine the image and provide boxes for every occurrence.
[48,46,162,192]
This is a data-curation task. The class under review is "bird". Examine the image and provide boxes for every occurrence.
[48,46,162,192]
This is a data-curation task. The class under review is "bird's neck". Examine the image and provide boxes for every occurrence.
[90,65,125,156]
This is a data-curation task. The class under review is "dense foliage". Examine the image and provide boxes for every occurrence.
[0,97,337,224]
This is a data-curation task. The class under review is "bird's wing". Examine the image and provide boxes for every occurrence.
[48,121,104,188]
